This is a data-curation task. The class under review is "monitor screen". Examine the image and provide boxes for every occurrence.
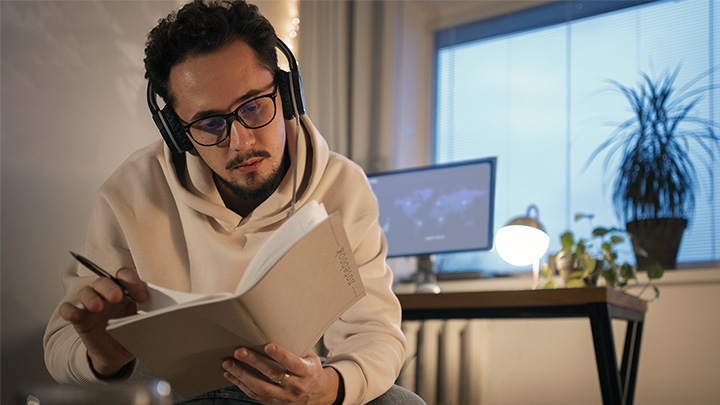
[367,157,496,258]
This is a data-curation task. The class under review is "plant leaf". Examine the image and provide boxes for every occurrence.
[633,245,648,257]
[620,263,635,280]
[560,232,574,251]
[575,213,594,222]
[567,279,586,288]
[577,239,586,255]
[610,235,624,244]
[570,270,585,278]
[600,268,615,286]
[584,257,597,272]
[593,227,610,238]
[647,263,664,279]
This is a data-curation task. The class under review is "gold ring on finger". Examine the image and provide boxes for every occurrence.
[274,372,290,386]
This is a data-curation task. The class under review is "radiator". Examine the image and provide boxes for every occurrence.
[398,320,484,404]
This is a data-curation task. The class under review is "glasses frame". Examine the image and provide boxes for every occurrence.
[182,82,279,147]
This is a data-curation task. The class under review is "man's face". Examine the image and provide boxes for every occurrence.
[169,39,288,204]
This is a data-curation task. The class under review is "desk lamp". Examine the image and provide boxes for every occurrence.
[495,204,550,288]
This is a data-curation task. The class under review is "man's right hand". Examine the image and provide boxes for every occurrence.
[58,267,149,378]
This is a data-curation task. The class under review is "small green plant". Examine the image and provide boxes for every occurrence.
[540,214,664,300]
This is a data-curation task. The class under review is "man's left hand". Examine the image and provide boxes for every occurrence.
[223,343,341,405]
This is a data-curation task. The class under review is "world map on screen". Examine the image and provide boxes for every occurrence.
[390,187,487,233]
[369,159,495,257]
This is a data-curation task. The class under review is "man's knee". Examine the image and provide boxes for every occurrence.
[367,384,426,405]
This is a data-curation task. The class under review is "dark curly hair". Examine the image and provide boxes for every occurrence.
[144,0,278,107]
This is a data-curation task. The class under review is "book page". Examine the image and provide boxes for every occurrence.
[234,201,328,295]
[108,285,232,329]
[138,283,224,313]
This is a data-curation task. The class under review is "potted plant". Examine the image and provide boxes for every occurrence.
[587,65,719,269]
[541,214,663,300]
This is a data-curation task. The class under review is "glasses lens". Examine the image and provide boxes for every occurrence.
[186,92,276,146]
[237,96,276,128]
[189,116,228,145]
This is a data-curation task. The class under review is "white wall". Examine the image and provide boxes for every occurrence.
[0,1,295,402]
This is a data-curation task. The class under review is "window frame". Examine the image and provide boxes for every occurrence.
[432,0,658,160]
[430,0,719,272]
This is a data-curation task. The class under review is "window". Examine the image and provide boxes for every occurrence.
[434,0,719,273]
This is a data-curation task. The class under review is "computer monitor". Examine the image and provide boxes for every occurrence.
[367,157,497,271]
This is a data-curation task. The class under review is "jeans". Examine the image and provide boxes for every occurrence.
[176,384,426,405]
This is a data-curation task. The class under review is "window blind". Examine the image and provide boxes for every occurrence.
[434,0,718,272]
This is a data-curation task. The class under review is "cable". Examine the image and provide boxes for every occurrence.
[288,114,300,218]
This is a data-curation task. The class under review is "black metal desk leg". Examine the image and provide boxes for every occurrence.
[588,304,623,405]
[619,320,644,405]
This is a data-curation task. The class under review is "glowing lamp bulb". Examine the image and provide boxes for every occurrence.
[496,224,550,266]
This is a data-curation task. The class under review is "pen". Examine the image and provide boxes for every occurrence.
[70,251,136,303]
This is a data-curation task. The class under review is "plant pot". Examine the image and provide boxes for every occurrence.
[626,218,687,270]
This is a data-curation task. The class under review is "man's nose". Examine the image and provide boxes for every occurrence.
[228,119,256,151]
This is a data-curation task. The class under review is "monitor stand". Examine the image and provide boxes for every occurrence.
[415,254,441,294]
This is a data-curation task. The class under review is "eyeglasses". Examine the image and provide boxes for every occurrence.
[182,82,278,147]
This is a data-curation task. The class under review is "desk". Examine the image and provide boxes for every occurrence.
[397,287,647,405]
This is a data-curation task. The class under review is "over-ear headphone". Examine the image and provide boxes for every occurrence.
[275,38,306,122]
[146,37,305,154]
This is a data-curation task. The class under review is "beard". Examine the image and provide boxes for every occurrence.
[215,149,291,202]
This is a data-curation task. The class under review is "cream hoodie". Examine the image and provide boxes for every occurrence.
[43,115,406,405]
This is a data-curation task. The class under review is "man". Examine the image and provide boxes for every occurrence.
[43,1,420,404]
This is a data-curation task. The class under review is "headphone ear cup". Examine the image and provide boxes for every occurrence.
[147,82,194,154]
[275,38,305,119]
[160,106,194,153]
[289,65,305,117]
[277,70,295,120]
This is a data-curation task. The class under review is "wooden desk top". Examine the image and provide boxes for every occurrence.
[397,287,647,315]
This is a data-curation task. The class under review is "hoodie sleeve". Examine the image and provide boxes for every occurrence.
[43,191,137,385]
[318,157,406,405]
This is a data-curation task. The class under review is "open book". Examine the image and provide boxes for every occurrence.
[106,202,366,398]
